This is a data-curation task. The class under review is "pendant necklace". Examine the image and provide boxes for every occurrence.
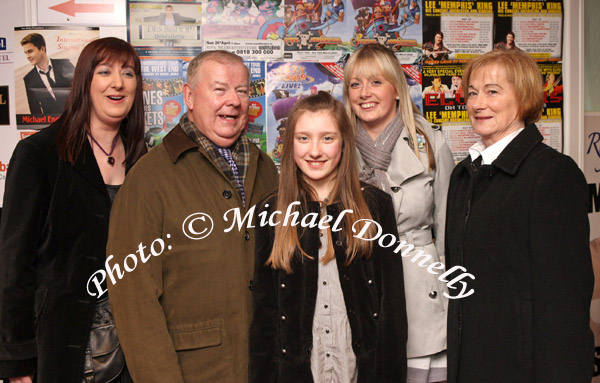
[88,133,119,165]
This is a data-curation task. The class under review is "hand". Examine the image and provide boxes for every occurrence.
[9,376,34,383]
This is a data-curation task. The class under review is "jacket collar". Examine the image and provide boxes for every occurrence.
[162,123,262,205]
[72,138,109,195]
[457,123,543,175]
[163,124,200,163]
[386,128,425,184]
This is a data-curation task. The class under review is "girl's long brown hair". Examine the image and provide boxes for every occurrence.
[268,91,375,273]
[56,37,146,165]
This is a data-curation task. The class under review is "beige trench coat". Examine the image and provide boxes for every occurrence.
[357,118,455,358]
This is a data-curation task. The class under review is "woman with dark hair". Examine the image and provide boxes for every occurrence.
[446,48,593,382]
[0,37,146,383]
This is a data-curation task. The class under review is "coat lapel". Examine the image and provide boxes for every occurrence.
[73,139,108,195]
[386,129,425,185]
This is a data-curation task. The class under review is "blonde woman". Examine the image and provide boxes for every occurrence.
[344,44,455,383]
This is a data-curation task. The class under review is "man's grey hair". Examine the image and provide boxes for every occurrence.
[186,50,250,88]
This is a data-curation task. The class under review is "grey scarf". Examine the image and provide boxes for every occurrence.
[356,113,404,193]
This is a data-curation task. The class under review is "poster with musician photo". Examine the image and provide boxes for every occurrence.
[128,1,202,57]
[422,0,493,64]
[265,61,344,165]
[14,26,99,130]
[421,63,467,125]
[494,0,562,61]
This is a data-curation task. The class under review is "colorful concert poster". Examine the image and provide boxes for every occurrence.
[265,61,344,165]
[494,0,562,60]
[421,63,467,125]
[422,0,493,64]
[246,61,268,151]
[283,0,422,63]
[141,57,189,147]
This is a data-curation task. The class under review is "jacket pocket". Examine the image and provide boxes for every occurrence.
[519,299,533,361]
[168,320,223,351]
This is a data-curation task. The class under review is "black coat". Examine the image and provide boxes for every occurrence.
[249,186,408,383]
[445,124,594,383]
[0,124,136,382]
[23,58,74,115]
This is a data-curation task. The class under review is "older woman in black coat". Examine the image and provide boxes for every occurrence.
[445,49,594,382]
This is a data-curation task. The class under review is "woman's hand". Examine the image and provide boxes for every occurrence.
[9,376,34,383]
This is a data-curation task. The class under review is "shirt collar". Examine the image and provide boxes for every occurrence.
[469,127,524,165]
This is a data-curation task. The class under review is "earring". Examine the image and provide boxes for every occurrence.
[396,96,400,100]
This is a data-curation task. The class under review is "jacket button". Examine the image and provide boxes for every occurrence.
[354,341,361,348]
[335,239,342,247]
[248,280,254,291]
[222,190,232,199]
[429,291,438,299]
[343,274,350,281]
[245,231,250,240]
[373,312,379,319]
[281,348,287,355]
[367,279,373,285]
[280,283,286,289]
[348,308,355,315]
[281,315,286,321]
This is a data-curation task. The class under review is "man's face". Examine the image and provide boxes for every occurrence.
[452,76,461,87]
[23,43,46,67]
[432,77,442,89]
[435,33,443,45]
[165,6,173,16]
[183,60,250,147]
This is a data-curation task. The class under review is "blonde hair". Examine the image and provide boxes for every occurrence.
[343,44,436,170]
[268,92,375,273]
[462,49,544,124]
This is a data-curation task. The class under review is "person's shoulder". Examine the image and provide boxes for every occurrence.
[23,66,37,80]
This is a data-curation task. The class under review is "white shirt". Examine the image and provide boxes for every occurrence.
[36,59,57,100]
[468,128,524,165]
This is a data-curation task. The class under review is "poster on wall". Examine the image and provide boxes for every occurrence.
[421,63,467,125]
[128,1,203,57]
[402,63,422,112]
[584,113,600,382]
[201,0,286,43]
[422,0,493,64]
[440,122,479,163]
[494,0,562,60]
[141,57,190,147]
[283,0,423,64]
[538,61,562,151]
[246,61,268,151]
[0,86,9,125]
[265,61,344,165]
[13,26,99,130]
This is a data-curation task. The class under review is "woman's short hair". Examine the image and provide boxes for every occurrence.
[462,49,544,124]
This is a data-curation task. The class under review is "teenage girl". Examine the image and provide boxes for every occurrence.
[249,91,408,383]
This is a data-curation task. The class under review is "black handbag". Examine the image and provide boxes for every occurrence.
[82,297,127,383]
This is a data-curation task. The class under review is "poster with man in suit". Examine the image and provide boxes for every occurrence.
[14,27,99,130]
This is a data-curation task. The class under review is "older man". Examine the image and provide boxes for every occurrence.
[107,51,278,382]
